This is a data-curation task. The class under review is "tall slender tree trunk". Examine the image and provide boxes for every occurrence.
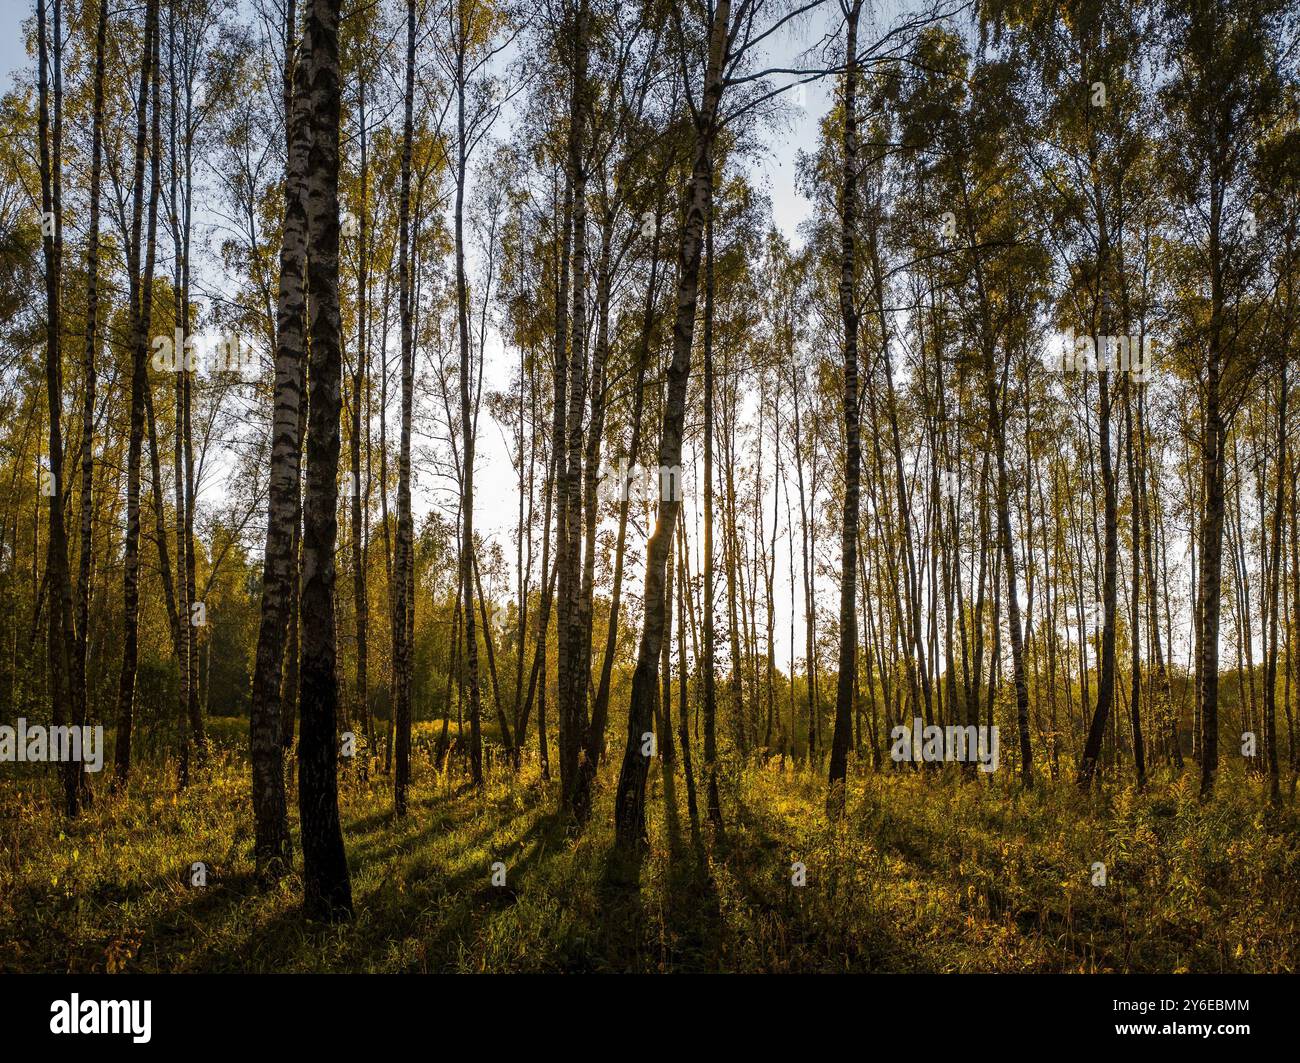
[1137,380,1180,767]
[613,0,731,850]
[352,64,371,746]
[37,0,82,816]
[1264,360,1287,804]
[114,0,161,788]
[962,175,1032,787]
[379,268,393,772]
[542,166,573,784]
[677,512,700,834]
[454,7,484,787]
[792,369,817,763]
[167,4,193,785]
[1080,362,1118,790]
[576,221,611,781]
[701,176,722,829]
[76,0,108,768]
[393,0,416,816]
[827,0,862,813]
[591,199,662,753]
[1124,375,1146,786]
[559,0,592,821]
[283,361,307,752]
[297,0,352,921]
[250,0,304,875]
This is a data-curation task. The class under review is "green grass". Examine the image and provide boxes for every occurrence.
[1,719,1296,972]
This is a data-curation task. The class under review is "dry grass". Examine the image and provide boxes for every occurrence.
[1,717,1296,972]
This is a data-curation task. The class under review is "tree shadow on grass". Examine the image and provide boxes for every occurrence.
[183,782,561,972]
[335,802,568,972]
[587,842,648,972]
[340,777,485,837]
[344,779,548,867]
[589,813,727,973]
[658,847,724,972]
[716,799,922,972]
[79,866,283,973]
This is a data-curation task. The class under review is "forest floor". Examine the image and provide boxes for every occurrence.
[1,717,1297,973]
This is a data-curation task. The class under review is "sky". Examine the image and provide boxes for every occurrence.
[0,0,1215,681]
[0,0,888,675]
[1,1,28,93]
[459,8,838,668]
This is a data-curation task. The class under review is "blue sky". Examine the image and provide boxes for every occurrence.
[0,0,840,670]
[1,0,29,94]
